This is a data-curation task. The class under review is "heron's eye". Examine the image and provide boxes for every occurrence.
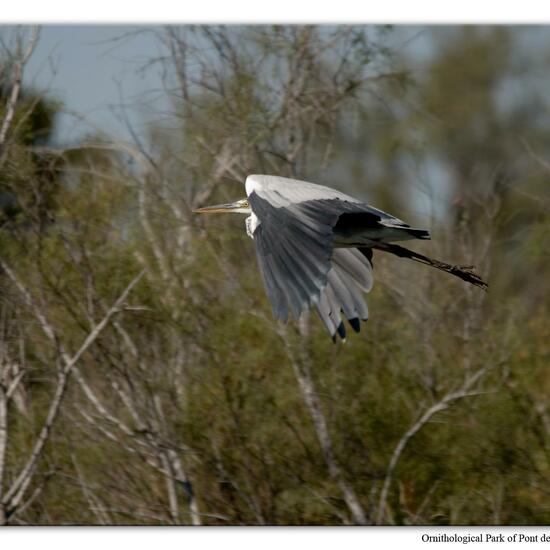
[241,200,249,208]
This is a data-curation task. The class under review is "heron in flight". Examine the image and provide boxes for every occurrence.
[194,175,487,341]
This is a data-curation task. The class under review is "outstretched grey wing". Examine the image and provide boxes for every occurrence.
[249,191,374,339]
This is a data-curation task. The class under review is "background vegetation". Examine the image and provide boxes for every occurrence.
[0,25,548,525]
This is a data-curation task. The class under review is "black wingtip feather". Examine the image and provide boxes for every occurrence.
[407,228,431,240]
[336,322,346,341]
[348,317,361,333]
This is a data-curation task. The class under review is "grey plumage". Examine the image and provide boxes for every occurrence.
[249,191,381,333]
[247,175,431,340]
[195,174,488,341]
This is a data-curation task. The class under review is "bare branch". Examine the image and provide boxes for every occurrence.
[0,258,144,518]
[375,367,488,524]
[0,26,40,154]
[278,320,368,525]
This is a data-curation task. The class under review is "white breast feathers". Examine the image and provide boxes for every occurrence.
[245,213,259,239]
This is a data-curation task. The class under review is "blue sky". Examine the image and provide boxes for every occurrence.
[8,24,550,222]
[18,25,438,146]
[23,25,169,144]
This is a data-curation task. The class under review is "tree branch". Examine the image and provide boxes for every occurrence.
[0,257,144,519]
[0,26,40,155]
[278,320,368,525]
[375,367,488,524]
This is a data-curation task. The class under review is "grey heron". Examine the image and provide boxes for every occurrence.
[194,175,487,341]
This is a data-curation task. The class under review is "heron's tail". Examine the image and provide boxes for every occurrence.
[369,243,488,290]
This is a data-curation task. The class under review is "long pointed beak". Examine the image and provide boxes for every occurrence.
[193,202,241,214]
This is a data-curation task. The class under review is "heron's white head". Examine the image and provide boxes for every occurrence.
[193,198,251,215]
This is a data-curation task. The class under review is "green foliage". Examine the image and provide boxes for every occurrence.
[0,25,549,525]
